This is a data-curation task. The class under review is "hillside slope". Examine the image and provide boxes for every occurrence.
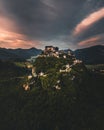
[0,47,104,130]
[75,45,104,64]
[0,47,42,61]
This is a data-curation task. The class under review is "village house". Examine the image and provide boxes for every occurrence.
[32,67,37,77]
[73,59,82,64]
[63,55,67,59]
[55,85,61,90]
[59,68,72,73]
[53,84,61,90]
[39,72,47,77]
[66,64,70,69]
[28,75,33,80]
[27,64,33,69]
[23,84,30,91]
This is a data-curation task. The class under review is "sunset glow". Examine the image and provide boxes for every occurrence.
[73,8,104,36]
[0,10,40,49]
[0,30,40,49]
[0,0,104,49]
[78,34,104,47]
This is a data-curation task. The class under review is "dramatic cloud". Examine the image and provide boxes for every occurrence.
[73,8,104,36]
[78,34,104,47]
[0,15,18,33]
[0,30,41,49]
[0,0,86,40]
[0,0,104,49]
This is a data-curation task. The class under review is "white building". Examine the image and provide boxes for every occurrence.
[63,55,66,59]
[57,80,60,83]
[74,60,82,64]
[66,64,70,69]
[32,73,37,77]
[55,85,61,90]
[28,75,33,80]
[23,84,30,91]
[59,68,72,73]
[39,72,47,77]
[27,64,33,68]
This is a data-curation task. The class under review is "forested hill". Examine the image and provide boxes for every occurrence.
[74,45,104,64]
[0,47,42,61]
[0,48,104,130]
[33,52,88,91]
[0,45,104,64]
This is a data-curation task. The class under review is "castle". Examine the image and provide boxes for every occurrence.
[39,46,73,58]
[44,46,59,52]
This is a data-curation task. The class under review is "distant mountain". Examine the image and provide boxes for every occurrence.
[1,45,104,64]
[74,45,104,64]
[0,47,42,61]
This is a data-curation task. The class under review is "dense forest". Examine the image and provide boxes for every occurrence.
[0,57,104,130]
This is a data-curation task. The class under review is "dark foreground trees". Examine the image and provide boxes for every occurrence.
[0,59,104,130]
[0,72,104,130]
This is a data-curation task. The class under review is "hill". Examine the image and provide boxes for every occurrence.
[0,47,42,61]
[0,45,104,64]
[74,45,104,64]
[0,46,104,130]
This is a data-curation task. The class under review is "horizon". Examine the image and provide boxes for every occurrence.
[0,0,104,49]
[0,44,103,51]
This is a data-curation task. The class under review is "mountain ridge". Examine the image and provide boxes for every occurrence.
[0,45,104,64]
[0,47,42,61]
[74,45,104,64]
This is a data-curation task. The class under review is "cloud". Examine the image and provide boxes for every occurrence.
[0,15,18,33]
[0,8,40,49]
[0,0,104,49]
[73,8,104,36]
[1,0,85,41]
[78,34,104,47]
[0,29,41,49]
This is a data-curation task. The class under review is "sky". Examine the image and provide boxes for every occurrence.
[0,0,104,50]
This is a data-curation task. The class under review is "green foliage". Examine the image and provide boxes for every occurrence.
[0,58,104,130]
[0,61,27,81]
[34,56,74,73]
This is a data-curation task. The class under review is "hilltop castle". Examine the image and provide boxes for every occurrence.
[39,46,73,58]
[45,46,59,52]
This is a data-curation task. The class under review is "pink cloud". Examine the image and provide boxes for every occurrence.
[0,30,40,48]
[0,12,40,49]
[78,34,104,47]
[73,8,104,36]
